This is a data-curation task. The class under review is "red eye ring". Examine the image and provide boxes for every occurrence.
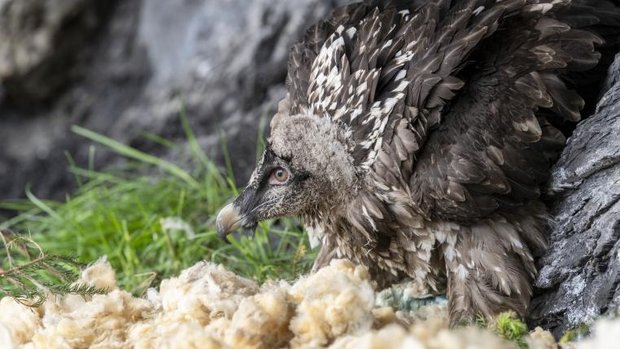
[269,167,290,184]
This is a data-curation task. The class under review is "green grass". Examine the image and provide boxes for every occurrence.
[475,312,529,349]
[0,115,315,295]
[559,323,590,345]
[494,312,528,349]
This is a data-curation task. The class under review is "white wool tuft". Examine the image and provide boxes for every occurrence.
[34,290,151,348]
[289,259,375,348]
[224,286,293,348]
[576,318,620,349]
[80,256,116,290]
[330,324,425,349]
[0,298,41,348]
[127,261,260,348]
[527,327,557,349]
[330,319,518,349]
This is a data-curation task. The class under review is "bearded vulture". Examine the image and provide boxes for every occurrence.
[216,0,618,325]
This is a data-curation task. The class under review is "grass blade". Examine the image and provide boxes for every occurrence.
[72,125,200,189]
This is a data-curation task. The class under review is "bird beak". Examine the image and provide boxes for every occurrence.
[216,203,242,239]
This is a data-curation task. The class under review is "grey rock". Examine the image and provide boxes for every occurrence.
[112,0,347,180]
[528,53,620,336]
[0,0,113,103]
[0,0,148,201]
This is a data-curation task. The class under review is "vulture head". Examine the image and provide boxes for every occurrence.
[216,111,358,239]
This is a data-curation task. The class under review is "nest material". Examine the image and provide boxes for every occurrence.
[0,258,616,349]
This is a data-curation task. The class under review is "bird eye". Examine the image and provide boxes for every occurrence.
[269,167,290,185]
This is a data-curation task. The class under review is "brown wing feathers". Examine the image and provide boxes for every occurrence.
[353,0,521,167]
[273,0,617,323]
[408,0,605,224]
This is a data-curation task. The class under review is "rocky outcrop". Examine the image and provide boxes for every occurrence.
[529,53,620,337]
[0,0,114,103]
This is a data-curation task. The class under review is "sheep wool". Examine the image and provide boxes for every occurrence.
[0,258,618,349]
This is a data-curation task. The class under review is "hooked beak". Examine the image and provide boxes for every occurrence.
[216,203,242,239]
[216,202,258,240]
